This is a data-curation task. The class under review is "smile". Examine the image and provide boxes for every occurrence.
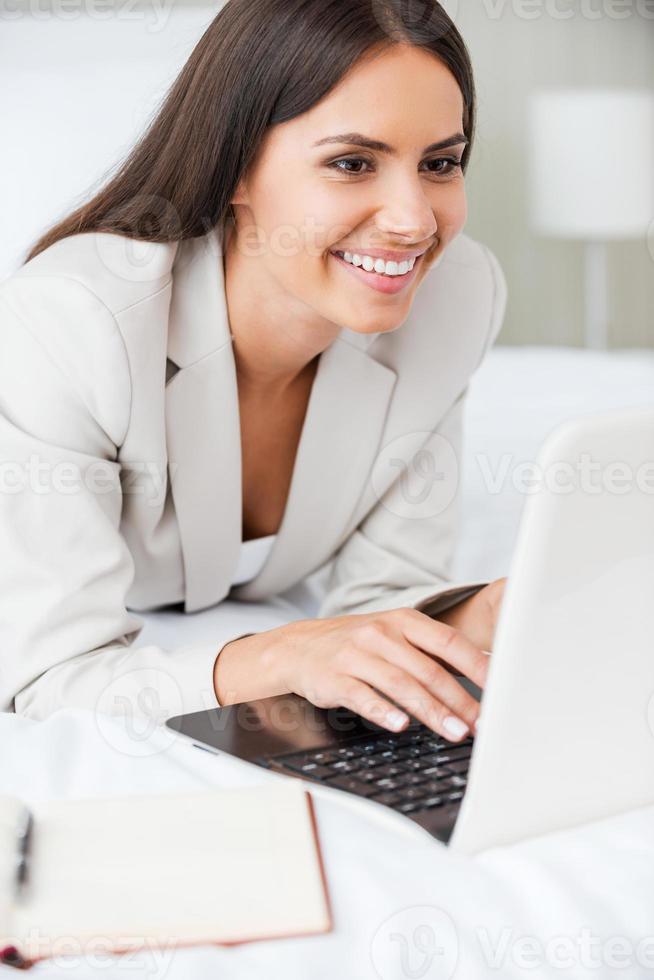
[333,251,418,276]
[329,249,424,295]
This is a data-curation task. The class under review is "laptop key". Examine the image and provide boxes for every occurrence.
[310,751,340,764]
[328,776,382,798]
[373,791,405,807]
[420,777,458,794]
[401,786,431,800]
[355,771,380,784]
[374,778,401,790]
[438,746,473,764]
[279,759,335,778]
[331,760,361,774]
[372,764,405,780]
[397,801,422,813]
[420,765,451,778]
[444,759,470,775]
[416,795,446,809]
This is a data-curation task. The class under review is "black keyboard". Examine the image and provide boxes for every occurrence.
[262,723,473,816]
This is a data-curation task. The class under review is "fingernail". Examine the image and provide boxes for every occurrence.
[386,709,409,731]
[443,716,469,740]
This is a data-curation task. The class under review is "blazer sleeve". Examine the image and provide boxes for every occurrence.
[0,278,249,721]
[315,244,508,623]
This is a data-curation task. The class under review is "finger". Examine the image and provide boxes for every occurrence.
[345,648,473,741]
[399,610,491,689]
[354,632,481,733]
[331,675,412,733]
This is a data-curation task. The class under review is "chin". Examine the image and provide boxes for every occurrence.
[340,311,410,335]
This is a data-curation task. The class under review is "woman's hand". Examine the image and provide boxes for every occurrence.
[436,577,508,652]
[254,607,492,740]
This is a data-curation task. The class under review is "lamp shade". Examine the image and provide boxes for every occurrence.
[528,89,654,240]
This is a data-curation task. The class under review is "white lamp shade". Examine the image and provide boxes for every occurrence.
[528,89,654,240]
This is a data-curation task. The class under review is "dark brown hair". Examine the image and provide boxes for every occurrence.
[25,0,475,264]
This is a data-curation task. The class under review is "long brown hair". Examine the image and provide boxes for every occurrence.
[24,0,475,264]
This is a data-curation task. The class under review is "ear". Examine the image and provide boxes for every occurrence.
[230,177,250,208]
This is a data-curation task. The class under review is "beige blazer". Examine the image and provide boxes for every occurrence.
[0,224,506,721]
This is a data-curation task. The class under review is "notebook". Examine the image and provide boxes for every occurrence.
[0,781,332,968]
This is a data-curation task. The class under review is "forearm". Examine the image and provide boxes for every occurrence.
[213,628,291,705]
[434,578,507,653]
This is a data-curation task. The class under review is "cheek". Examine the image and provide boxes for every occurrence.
[438,183,467,233]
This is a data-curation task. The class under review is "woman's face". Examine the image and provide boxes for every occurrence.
[230,43,468,337]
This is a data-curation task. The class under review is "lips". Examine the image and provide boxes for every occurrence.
[330,249,424,295]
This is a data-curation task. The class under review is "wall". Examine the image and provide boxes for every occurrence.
[1,0,652,345]
[458,1,654,347]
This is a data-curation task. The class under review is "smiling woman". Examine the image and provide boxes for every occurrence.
[1,0,508,736]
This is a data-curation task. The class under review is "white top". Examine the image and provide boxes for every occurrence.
[230,534,277,586]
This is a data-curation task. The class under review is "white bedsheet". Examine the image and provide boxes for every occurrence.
[2,708,654,980]
[4,345,654,978]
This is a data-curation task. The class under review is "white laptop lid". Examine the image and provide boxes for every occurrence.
[451,406,654,853]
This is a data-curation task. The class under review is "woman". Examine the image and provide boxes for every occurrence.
[0,0,507,737]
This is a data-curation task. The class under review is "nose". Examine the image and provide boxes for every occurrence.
[373,173,438,246]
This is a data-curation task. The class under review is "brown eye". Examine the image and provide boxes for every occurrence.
[329,158,371,175]
[424,158,462,176]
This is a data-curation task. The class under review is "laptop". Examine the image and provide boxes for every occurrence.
[166,406,654,853]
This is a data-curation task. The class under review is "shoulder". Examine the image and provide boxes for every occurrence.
[0,231,177,446]
[5,230,178,316]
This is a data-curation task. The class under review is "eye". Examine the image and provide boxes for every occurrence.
[327,156,463,177]
[424,157,463,176]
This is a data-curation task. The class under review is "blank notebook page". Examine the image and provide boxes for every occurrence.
[3,782,331,957]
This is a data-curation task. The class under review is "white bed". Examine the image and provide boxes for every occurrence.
[3,345,654,979]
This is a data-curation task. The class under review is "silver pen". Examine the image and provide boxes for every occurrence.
[14,806,33,901]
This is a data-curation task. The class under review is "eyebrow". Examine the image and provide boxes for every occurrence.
[312,132,469,154]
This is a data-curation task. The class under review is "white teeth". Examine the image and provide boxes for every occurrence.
[337,251,417,276]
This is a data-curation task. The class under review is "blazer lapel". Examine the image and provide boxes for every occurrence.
[165,228,242,613]
[164,225,397,613]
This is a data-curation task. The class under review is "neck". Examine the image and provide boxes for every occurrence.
[221,220,340,394]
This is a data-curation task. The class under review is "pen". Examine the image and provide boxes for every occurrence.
[0,946,30,970]
[0,809,34,970]
[14,806,33,901]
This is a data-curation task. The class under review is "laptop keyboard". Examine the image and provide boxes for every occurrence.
[263,723,473,816]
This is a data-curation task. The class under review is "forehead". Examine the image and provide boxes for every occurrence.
[279,45,465,149]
